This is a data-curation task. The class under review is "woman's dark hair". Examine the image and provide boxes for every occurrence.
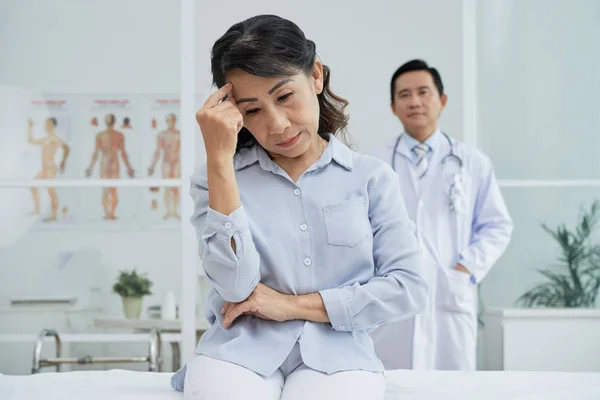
[211,14,351,152]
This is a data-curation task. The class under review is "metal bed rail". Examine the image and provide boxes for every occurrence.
[31,328,162,374]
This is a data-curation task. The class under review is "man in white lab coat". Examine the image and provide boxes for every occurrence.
[370,59,513,370]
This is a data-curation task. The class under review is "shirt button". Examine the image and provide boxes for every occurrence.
[339,325,346,330]
[293,188,301,196]
[303,258,312,266]
[300,223,308,231]
[224,222,232,229]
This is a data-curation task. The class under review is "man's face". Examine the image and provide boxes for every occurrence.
[391,71,447,133]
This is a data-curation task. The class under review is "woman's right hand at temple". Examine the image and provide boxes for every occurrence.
[197,83,244,216]
[196,83,243,163]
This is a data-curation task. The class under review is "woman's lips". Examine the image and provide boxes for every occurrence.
[277,132,301,147]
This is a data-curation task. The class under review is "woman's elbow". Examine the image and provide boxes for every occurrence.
[399,271,429,316]
[205,271,260,303]
[217,286,255,303]
[411,275,429,314]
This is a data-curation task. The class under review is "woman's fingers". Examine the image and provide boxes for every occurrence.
[204,83,232,109]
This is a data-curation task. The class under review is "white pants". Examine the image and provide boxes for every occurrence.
[183,355,386,400]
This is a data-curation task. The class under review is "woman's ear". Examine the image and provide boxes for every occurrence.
[312,59,324,95]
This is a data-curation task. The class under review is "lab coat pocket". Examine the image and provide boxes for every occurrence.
[437,268,474,314]
[323,196,370,247]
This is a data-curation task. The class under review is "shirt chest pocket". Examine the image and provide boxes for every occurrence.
[323,196,371,247]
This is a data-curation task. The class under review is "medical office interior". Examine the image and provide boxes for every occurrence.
[1,0,600,395]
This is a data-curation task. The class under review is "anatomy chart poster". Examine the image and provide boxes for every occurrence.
[141,96,181,223]
[24,97,73,179]
[67,96,143,223]
[18,94,190,228]
[22,96,75,222]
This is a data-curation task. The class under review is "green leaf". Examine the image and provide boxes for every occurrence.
[518,200,600,308]
[112,268,153,298]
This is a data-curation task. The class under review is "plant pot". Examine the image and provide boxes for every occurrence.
[122,296,143,319]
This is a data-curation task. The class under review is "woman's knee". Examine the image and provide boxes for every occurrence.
[281,369,385,400]
[184,356,283,400]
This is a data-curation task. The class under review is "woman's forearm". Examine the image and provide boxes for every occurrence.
[289,293,330,323]
[207,157,241,216]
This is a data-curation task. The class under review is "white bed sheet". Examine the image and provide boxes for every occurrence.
[1,369,600,400]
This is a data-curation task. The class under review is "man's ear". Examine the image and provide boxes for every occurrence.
[440,93,448,109]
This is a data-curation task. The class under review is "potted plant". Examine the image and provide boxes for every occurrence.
[517,200,600,307]
[112,269,153,319]
[482,201,600,371]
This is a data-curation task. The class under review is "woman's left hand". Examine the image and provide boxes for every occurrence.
[221,283,294,329]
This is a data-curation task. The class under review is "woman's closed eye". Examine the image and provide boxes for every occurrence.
[277,92,293,102]
[244,92,294,116]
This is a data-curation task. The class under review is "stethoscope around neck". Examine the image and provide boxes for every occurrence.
[391,132,465,212]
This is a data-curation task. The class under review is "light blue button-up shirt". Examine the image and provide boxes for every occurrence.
[171,134,427,391]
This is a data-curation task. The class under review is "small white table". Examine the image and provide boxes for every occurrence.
[482,307,600,372]
[94,317,211,371]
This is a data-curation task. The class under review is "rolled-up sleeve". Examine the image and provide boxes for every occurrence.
[190,167,260,303]
[319,163,428,332]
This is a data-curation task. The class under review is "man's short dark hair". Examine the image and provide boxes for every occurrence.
[47,117,57,127]
[390,59,444,103]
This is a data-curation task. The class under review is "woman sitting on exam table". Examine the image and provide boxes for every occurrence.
[171,14,428,400]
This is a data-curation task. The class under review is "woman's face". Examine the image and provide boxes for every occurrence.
[227,60,324,159]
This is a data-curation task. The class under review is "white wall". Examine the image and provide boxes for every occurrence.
[0,0,184,374]
[194,0,465,152]
[0,225,182,311]
[0,0,180,94]
[476,0,600,309]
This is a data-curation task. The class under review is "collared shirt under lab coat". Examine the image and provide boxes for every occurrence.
[401,128,440,166]
[170,135,428,391]
[370,131,513,370]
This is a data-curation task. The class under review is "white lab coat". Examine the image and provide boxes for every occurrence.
[370,133,513,370]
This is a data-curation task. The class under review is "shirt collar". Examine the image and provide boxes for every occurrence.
[402,129,441,152]
[316,134,353,171]
[233,134,353,173]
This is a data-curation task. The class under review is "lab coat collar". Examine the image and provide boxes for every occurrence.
[403,129,441,152]
[393,129,441,161]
